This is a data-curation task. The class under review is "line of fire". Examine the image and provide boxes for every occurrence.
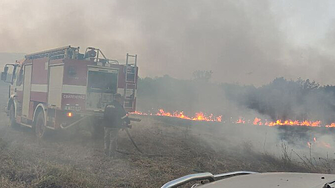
[131,109,335,149]
[131,109,335,128]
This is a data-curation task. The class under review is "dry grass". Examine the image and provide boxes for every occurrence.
[0,138,99,188]
[0,116,334,188]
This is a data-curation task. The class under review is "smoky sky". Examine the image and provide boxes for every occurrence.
[1,0,335,86]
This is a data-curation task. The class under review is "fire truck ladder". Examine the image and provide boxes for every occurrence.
[124,53,137,109]
[25,46,79,60]
[126,53,137,67]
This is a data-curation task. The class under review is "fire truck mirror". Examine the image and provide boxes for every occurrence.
[1,71,7,81]
[1,66,8,82]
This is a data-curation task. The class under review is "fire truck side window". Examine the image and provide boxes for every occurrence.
[16,67,24,86]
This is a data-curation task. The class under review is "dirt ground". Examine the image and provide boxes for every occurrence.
[0,82,334,188]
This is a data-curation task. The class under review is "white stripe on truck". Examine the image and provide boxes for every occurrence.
[62,85,86,95]
[31,84,48,92]
[24,84,86,95]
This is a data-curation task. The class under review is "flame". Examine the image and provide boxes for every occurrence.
[216,116,222,122]
[325,123,335,128]
[306,137,332,149]
[321,141,332,148]
[132,109,335,127]
[131,109,222,122]
[132,111,148,115]
[236,117,245,124]
[238,118,322,127]
[253,117,262,125]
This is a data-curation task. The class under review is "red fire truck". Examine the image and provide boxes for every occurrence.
[1,46,138,138]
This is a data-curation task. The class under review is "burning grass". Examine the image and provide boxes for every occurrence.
[133,109,335,128]
[132,109,222,122]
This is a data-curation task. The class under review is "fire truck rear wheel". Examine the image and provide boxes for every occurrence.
[9,103,18,128]
[35,111,49,139]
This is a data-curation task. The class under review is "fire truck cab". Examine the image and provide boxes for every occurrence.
[1,46,138,138]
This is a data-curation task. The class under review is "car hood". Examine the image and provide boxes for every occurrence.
[200,172,335,188]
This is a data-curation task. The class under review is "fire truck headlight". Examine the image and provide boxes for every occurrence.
[67,112,73,117]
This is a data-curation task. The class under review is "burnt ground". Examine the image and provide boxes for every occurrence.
[0,82,335,188]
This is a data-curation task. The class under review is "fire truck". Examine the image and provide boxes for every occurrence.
[1,46,138,138]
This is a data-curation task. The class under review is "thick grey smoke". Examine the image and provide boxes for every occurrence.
[1,0,335,85]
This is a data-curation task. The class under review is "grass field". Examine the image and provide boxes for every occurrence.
[0,82,334,188]
[1,116,334,188]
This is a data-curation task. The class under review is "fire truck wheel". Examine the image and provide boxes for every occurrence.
[9,103,18,128]
[35,111,49,139]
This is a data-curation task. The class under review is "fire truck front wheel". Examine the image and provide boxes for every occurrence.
[9,103,18,128]
[34,111,49,139]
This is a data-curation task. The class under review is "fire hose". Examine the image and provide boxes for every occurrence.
[117,117,166,157]
[125,128,143,154]
[120,117,144,154]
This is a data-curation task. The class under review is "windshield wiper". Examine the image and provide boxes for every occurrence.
[323,180,335,188]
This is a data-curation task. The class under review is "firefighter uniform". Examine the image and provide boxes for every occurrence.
[103,99,130,157]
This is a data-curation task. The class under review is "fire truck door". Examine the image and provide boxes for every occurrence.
[22,64,32,117]
[48,65,64,107]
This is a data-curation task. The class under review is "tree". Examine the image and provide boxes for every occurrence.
[192,70,213,82]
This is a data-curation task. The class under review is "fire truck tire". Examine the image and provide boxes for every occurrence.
[9,103,18,128]
[34,111,49,139]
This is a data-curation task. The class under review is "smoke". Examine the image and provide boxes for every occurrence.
[2,0,335,171]
[136,75,335,164]
[1,0,335,85]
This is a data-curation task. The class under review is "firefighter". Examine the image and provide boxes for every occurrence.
[103,93,130,157]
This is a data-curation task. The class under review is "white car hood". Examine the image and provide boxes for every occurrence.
[201,172,335,188]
